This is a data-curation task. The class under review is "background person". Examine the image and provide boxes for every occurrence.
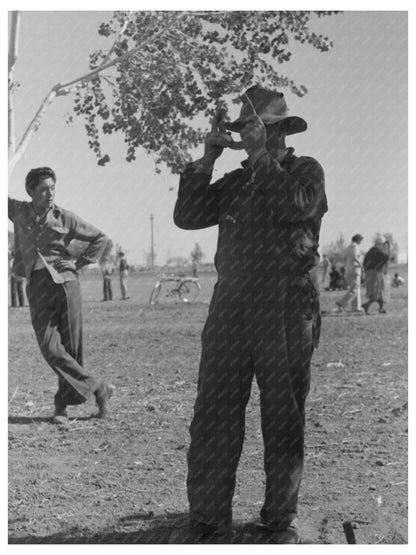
[171,86,327,544]
[320,253,330,289]
[8,166,115,422]
[101,261,113,301]
[9,251,26,307]
[332,234,364,312]
[118,251,130,300]
[362,237,391,314]
[11,273,26,308]
[327,263,342,291]
[391,272,404,287]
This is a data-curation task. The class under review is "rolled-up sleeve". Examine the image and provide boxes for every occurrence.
[253,153,327,222]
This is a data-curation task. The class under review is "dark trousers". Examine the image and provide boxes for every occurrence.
[103,277,113,301]
[187,274,317,530]
[11,276,25,307]
[27,269,101,407]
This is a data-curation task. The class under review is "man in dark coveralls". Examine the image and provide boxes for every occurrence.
[170,87,328,544]
[9,167,115,423]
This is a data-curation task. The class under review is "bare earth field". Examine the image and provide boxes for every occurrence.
[8,268,408,544]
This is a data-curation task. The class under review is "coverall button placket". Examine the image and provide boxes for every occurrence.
[174,141,327,529]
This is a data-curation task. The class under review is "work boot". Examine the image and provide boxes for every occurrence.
[243,519,300,544]
[168,519,233,544]
[267,523,300,544]
[95,383,116,418]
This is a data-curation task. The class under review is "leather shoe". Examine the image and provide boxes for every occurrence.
[95,383,116,418]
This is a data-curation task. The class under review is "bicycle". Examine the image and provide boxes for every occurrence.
[149,274,201,305]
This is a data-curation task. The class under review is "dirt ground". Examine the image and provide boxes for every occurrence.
[8,268,408,544]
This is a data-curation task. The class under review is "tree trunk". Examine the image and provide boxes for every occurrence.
[8,11,20,161]
[8,88,58,177]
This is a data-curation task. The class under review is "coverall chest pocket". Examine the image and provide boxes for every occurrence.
[283,223,318,272]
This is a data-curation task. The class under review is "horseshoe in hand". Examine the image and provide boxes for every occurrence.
[211,109,245,151]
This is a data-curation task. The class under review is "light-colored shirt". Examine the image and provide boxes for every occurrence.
[344,242,362,272]
[9,198,107,283]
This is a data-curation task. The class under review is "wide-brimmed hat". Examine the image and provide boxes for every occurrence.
[225,86,307,135]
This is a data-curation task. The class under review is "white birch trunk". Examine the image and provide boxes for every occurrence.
[8,11,20,160]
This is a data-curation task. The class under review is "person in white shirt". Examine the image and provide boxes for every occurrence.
[333,234,364,312]
[321,254,331,288]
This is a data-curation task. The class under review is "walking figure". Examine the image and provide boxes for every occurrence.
[9,251,26,307]
[101,262,113,301]
[332,234,364,313]
[118,251,130,300]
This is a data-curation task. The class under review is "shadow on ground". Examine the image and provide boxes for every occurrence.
[8,415,94,425]
[8,513,318,544]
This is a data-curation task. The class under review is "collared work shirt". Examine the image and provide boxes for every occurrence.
[8,198,107,284]
[174,149,328,277]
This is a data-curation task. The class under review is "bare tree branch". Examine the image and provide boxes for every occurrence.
[9,11,188,176]
[55,12,187,95]
[98,11,134,68]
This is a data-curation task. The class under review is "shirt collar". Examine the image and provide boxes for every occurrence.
[240,147,296,170]
[29,203,62,223]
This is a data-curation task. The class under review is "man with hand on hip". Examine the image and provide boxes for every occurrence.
[9,167,115,423]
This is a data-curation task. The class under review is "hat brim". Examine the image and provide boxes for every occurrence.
[225,115,307,135]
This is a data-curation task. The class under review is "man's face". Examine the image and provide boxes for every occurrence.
[265,122,287,153]
[30,177,56,212]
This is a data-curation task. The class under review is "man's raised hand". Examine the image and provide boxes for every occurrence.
[201,110,235,162]
[238,94,267,155]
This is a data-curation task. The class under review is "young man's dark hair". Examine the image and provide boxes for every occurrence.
[9,166,115,422]
[25,166,56,195]
[352,234,363,243]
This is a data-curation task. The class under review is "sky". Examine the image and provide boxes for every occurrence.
[7,9,408,265]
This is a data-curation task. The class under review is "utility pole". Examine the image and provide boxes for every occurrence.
[150,214,155,269]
